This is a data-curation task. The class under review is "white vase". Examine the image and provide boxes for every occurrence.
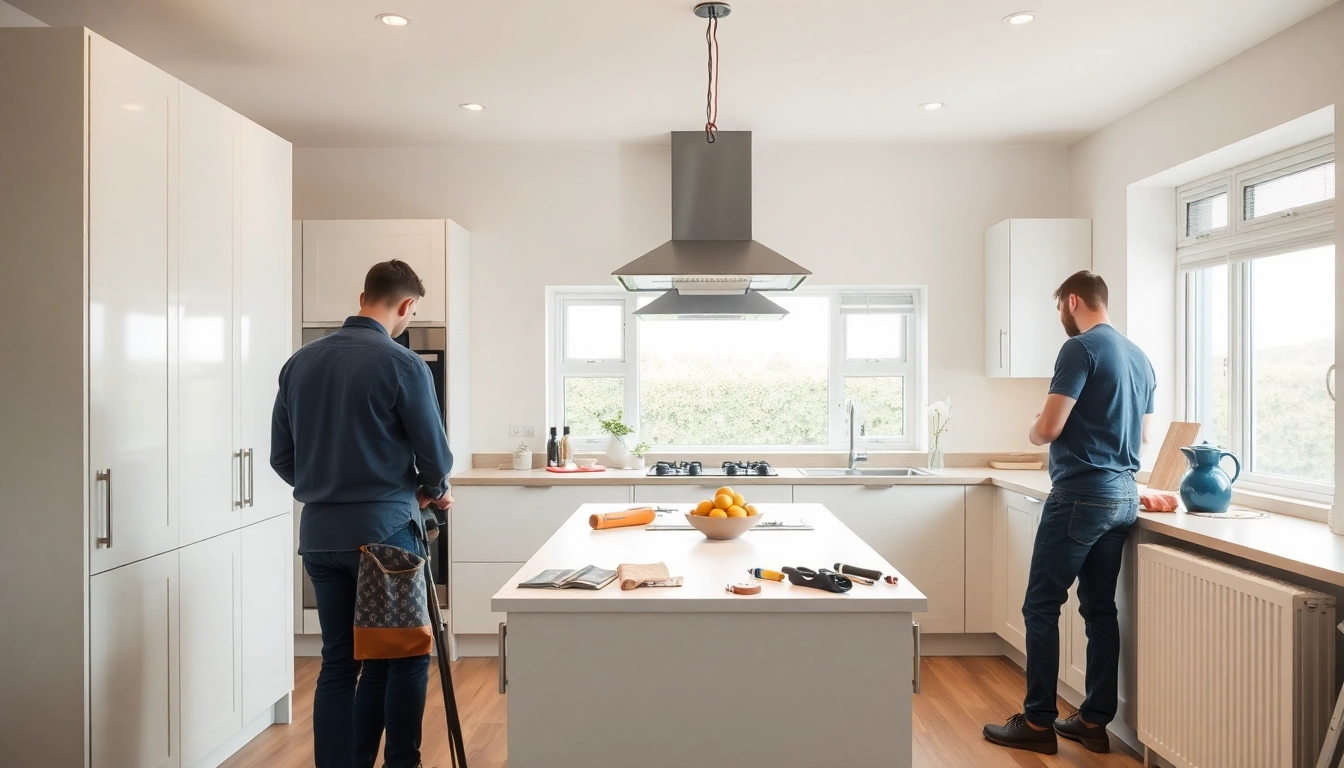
[629,455,646,471]
[606,434,632,468]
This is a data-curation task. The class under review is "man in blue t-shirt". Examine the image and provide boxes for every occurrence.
[985,271,1155,756]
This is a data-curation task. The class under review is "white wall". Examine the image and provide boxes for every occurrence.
[1066,1,1341,517]
[0,0,44,27]
[294,143,1070,454]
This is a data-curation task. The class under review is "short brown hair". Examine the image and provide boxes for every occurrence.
[363,260,426,305]
[1054,270,1108,311]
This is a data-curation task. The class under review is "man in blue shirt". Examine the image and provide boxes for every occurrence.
[985,271,1154,756]
[272,259,453,768]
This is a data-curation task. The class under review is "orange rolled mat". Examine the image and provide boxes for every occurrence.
[589,507,656,530]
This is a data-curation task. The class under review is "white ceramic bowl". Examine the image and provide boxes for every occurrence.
[574,458,598,469]
[684,511,762,541]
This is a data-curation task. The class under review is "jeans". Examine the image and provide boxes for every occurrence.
[1022,485,1137,728]
[303,522,432,768]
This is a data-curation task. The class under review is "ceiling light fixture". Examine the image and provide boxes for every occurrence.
[376,13,411,26]
[1002,11,1036,25]
[458,103,485,111]
[919,102,944,111]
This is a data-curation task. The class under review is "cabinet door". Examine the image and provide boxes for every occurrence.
[984,220,1011,378]
[88,35,178,573]
[451,561,523,636]
[301,219,446,324]
[239,118,293,527]
[1001,495,1042,653]
[179,532,242,765]
[633,483,793,505]
[451,485,631,562]
[241,513,294,720]
[792,485,965,633]
[179,84,241,545]
[1007,219,1091,377]
[90,551,179,768]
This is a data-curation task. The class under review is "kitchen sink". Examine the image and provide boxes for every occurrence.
[798,467,934,477]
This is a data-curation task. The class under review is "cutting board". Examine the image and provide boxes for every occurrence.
[1145,421,1202,491]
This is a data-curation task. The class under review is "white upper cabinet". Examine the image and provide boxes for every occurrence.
[178,84,242,545]
[984,218,1091,378]
[88,34,178,574]
[239,119,294,526]
[301,219,447,324]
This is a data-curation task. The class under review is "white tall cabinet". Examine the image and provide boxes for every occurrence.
[984,218,1092,378]
[0,28,294,768]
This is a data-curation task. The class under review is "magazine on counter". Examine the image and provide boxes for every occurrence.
[517,565,617,590]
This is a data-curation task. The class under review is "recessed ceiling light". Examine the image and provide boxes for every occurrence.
[459,103,485,112]
[919,102,944,111]
[1003,11,1036,25]
[376,13,411,26]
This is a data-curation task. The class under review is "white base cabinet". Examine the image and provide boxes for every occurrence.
[180,533,243,766]
[633,484,794,505]
[792,485,966,633]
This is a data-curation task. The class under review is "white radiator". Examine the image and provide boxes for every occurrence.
[1138,544,1337,768]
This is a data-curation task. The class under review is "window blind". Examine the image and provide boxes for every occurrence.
[1186,192,1228,237]
[839,293,915,314]
[1243,160,1334,219]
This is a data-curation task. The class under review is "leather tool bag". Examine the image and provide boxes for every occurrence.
[354,543,433,660]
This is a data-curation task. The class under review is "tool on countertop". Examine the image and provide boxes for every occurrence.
[747,567,786,582]
[883,575,900,585]
[725,583,762,595]
[589,507,657,530]
[845,574,875,586]
[834,563,882,581]
[781,566,853,593]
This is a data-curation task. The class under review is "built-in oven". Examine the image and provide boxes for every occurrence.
[298,326,451,611]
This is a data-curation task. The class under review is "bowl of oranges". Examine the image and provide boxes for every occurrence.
[685,486,762,540]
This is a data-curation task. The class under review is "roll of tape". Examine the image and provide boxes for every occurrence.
[725,582,762,595]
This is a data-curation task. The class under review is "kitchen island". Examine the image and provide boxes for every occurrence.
[492,502,928,768]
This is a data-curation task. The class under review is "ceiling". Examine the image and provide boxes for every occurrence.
[9,0,1336,147]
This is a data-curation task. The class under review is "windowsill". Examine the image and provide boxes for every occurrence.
[1137,470,1331,523]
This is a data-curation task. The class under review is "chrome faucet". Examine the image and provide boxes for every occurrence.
[848,401,868,470]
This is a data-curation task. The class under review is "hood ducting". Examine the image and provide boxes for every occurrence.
[613,131,810,294]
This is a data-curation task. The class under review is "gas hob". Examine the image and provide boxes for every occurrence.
[647,461,778,477]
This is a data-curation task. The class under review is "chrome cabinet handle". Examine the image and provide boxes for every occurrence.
[1328,363,1336,402]
[912,621,922,694]
[244,448,255,508]
[234,450,245,509]
[95,469,112,548]
[498,622,508,694]
[999,330,1006,370]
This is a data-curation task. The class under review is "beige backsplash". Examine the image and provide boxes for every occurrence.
[471,451,1047,470]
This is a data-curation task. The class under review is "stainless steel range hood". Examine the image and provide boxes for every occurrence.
[613,131,810,294]
[633,289,788,321]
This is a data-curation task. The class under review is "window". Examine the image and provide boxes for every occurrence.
[1181,138,1335,500]
[550,288,923,450]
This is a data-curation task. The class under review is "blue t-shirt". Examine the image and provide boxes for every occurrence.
[1047,324,1156,493]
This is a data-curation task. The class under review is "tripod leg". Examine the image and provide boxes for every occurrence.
[425,554,469,768]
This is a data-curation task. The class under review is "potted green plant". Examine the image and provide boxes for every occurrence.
[629,441,652,471]
[598,411,637,469]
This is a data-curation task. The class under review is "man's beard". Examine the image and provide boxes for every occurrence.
[1062,309,1081,338]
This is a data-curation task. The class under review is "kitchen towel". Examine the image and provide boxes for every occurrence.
[352,542,433,660]
[617,562,683,590]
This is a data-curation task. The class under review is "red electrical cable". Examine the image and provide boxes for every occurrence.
[705,12,719,143]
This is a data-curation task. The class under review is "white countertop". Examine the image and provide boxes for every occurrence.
[491,503,930,614]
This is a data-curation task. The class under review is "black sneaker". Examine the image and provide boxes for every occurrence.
[983,713,1058,754]
[1054,710,1110,753]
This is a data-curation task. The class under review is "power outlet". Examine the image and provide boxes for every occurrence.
[509,425,536,438]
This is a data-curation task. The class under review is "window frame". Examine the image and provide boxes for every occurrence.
[548,286,926,452]
[1178,137,1335,505]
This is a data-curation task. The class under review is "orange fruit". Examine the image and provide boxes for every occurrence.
[726,505,747,518]
[708,509,728,518]
[745,504,759,517]
[694,500,714,516]
[715,486,735,498]
[714,493,734,510]
[731,492,745,507]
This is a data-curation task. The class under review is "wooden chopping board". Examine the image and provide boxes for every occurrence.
[1145,421,1202,491]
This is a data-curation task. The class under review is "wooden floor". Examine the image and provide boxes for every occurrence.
[223,655,1141,768]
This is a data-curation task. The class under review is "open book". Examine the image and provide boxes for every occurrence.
[517,565,617,590]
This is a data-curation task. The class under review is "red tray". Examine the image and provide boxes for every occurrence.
[545,465,606,473]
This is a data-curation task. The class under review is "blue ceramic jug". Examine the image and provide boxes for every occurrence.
[1178,443,1241,513]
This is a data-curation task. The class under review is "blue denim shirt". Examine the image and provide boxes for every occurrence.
[271,316,453,553]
